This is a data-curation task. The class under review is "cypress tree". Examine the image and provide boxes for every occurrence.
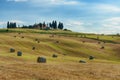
[7,21,9,28]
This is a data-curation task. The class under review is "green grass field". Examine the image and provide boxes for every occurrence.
[0,29,120,80]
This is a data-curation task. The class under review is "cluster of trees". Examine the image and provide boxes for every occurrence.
[22,20,64,30]
[7,20,64,30]
[49,21,63,29]
[7,21,17,28]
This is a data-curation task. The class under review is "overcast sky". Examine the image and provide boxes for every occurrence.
[0,0,120,34]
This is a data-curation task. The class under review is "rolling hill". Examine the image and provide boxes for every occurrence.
[0,29,120,80]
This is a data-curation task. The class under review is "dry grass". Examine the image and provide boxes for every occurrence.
[0,63,120,80]
[0,31,119,80]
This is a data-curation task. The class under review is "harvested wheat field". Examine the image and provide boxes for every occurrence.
[0,29,119,80]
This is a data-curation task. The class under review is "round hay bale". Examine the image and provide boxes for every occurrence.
[37,41,40,43]
[13,36,16,38]
[17,51,22,56]
[89,56,94,60]
[56,41,59,43]
[21,36,24,38]
[79,60,86,63]
[98,42,101,44]
[82,41,85,43]
[101,46,105,49]
[32,47,35,50]
[18,33,21,35]
[37,57,46,63]
[35,38,38,41]
[63,53,67,56]
[52,54,58,58]
[10,48,15,53]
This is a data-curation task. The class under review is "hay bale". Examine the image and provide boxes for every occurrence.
[18,33,21,35]
[52,54,58,58]
[35,38,38,41]
[37,57,46,63]
[21,36,24,38]
[56,41,59,43]
[37,41,40,43]
[79,60,86,63]
[17,51,22,56]
[10,48,15,53]
[32,47,35,50]
[101,46,104,49]
[89,56,94,60]
[63,53,67,56]
[13,36,16,38]
[82,41,85,43]
[98,42,101,44]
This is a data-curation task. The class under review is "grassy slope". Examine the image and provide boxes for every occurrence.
[0,29,120,80]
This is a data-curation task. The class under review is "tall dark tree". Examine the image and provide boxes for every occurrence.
[54,21,57,29]
[7,21,9,28]
[39,23,42,29]
[13,22,16,28]
[43,22,46,27]
[7,22,17,28]
[49,23,52,29]
[52,21,55,29]
[58,22,64,29]
[52,20,57,29]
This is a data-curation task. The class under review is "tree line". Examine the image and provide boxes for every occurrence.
[7,20,64,30]
[7,21,17,28]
